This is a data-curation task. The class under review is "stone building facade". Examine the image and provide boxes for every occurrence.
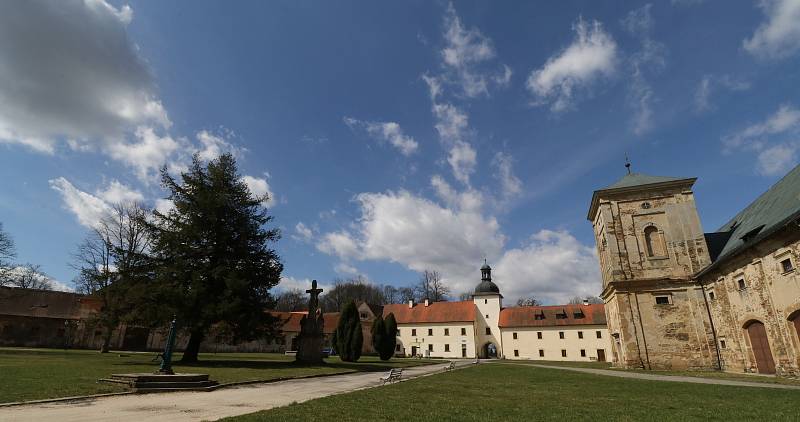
[589,166,800,376]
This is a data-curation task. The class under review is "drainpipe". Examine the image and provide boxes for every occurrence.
[698,278,723,371]
[633,293,652,370]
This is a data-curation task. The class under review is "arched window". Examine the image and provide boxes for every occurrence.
[644,226,664,257]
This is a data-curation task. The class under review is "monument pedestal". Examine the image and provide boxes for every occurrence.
[295,279,326,364]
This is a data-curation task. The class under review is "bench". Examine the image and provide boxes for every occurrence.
[443,361,456,371]
[379,368,403,385]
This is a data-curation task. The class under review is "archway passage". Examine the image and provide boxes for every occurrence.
[746,321,776,374]
[482,342,498,359]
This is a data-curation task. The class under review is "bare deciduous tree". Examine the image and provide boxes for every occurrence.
[516,296,541,307]
[0,222,16,285]
[275,288,307,311]
[458,292,472,301]
[2,264,53,290]
[415,270,450,302]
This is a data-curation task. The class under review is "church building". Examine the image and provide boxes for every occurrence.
[384,263,612,362]
[588,164,800,376]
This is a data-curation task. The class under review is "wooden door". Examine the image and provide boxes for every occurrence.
[597,349,606,362]
[747,321,776,374]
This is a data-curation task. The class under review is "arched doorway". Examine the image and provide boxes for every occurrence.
[745,320,776,374]
[790,311,800,344]
[482,342,498,359]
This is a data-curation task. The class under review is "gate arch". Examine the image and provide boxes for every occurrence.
[744,320,776,374]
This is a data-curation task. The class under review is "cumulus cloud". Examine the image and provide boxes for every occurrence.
[493,230,600,304]
[196,130,244,162]
[0,0,169,154]
[317,231,361,259]
[106,126,182,183]
[440,3,511,97]
[334,262,359,276]
[241,175,276,207]
[527,17,618,112]
[96,180,145,204]
[757,143,798,176]
[430,103,476,185]
[723,104,800,175]
[492,152,522,200]
[343,117,418,156]
[293,222,314,242]
[277,276,332,294]
[743,0,800,60]
[154,198,175,215]
[49,177,112,228]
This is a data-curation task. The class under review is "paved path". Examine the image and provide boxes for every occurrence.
[0,361,471,422]
[498,362,800,390]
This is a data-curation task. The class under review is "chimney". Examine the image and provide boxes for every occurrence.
[408,300,413,308]
[424,299,430,307]
[582,299,589,306]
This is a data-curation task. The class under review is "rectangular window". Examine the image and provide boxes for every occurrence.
[655,295,671,305]
[396,344,401,351]
[412,329,416,336]
[444,328,449,336]
[720,339,727,349]
[513,332,518,340]
[559,331,564,339]
[514,349,519,357]
[485,327,491,335]
[396,329,400,336]
[708,291,715,301]
[561,349,567,357]
[539,349,544,357]
[461,328,466,336]
[428,328,433,336]
[596,331,602,339]
[537,332,542,339]
[578,331,583,339]
[556,312,568,319]
[360,312,368,319]
[428,344,433,352]
[484,299,487,304]
[534,313,545,320]
[445,344,450,352]
[737,278,746,290]
[580,349,586,357]
[781,258,794,273]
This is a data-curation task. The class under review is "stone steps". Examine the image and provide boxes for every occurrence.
[99,373,218,392]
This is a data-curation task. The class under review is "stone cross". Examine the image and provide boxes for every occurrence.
[306,279,323,316]
[296,279,325,364]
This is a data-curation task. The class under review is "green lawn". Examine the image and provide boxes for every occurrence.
[225,363,800,421]
[0,347,437,404]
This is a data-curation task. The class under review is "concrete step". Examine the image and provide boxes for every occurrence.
[99,373,218,392]
[109,373,210,383]
[133,381,218,389]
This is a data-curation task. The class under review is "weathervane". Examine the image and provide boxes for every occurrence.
[624,154,632,175]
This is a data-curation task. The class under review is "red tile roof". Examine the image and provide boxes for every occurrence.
[0,286,101,319]
[269,311,340,334]
[498,304,606,328]
[382,301,475,324]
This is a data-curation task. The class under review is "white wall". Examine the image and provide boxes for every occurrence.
[473,295,503,358]
[500,325,612,362]
[396,322,476,358]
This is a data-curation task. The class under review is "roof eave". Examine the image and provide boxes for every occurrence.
[587,177,697,221]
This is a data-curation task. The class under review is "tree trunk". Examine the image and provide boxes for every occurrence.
[100,325,112,353]
[180,330,205,363]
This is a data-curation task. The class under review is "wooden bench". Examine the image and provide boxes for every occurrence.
[379,368,403,385]
[443,361,456,371]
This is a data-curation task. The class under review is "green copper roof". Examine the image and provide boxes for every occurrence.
[704,163,800,269]
[601,173,687,190]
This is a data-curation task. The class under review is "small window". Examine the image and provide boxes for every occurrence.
[444,328,449,336]
[485,327,491,335]
[537,332,542,339]
[534,312,545,320]
[720,339,727,349]
[513,332,518,340]
[412,329,416,336]
[514,349,519,357]
[781,258,794,273]
[708,291,715,301]
[445,344,450,352]
[596,331,602,339]
[573,312,585,319]
[428,328,433,336]
[360,312,368,319]
[655,296,671,305]
[428,344,433,352]
[539,349,544,357]
[556,312,568,319]
[396,344,401,351]
[396,329,400,336]
[484,299,487,304]
[561,349,567,357]
[559,331,565,339]
[578,331,584,339]
[737,279,746,290]
[485,314,489,318]
[461,328,466,335]
[580,349,586,357]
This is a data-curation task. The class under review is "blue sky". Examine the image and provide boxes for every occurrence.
[1,0,799,303]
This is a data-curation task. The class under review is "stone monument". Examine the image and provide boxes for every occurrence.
[296,279,325,364]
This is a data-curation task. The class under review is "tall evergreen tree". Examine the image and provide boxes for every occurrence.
[382,313,398,361]
[336,301,363,362]
[148,153,283,362]
[370,314,385,356]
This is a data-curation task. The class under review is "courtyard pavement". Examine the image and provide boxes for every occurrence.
[499,362,800,390]
[0,360,473,422]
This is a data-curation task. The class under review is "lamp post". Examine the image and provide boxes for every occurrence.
[157,315,177,375]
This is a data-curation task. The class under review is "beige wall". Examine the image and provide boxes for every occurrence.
[473,295,502,358]
[396,322,476,358]
[500,326,612,362]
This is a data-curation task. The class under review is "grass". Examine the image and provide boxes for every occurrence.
[0,347,437,404]
[224,363,800,422]
[615,367,800,386]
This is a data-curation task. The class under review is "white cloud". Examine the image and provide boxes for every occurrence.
[0,0,169,154]
[757,143,798,176]
[440,3,510,97]
[430,175,483,213]
[723,104,800,152]
[344,117,418,156]
[106,126,181,183]
[743,0,800,60]
[431,103,476,185]
[492,152,522,200]
[154,198,175,215]
[317,231,361,259]
[293,222,314,242]
[694,74,751,113]
[622,4,667,135]
[527,17,618,112]
[241,175,276,207]
[97,180,144,204]
[196,130,243,162]
[277,276,333,294]
[49,177,112,228]
[334,262,359,276]
[493,230,601,304]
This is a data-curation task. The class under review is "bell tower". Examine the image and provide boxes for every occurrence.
[473,261,502,359]
[588,170,717,370]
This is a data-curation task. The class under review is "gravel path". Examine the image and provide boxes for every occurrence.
[0,361,471,422]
